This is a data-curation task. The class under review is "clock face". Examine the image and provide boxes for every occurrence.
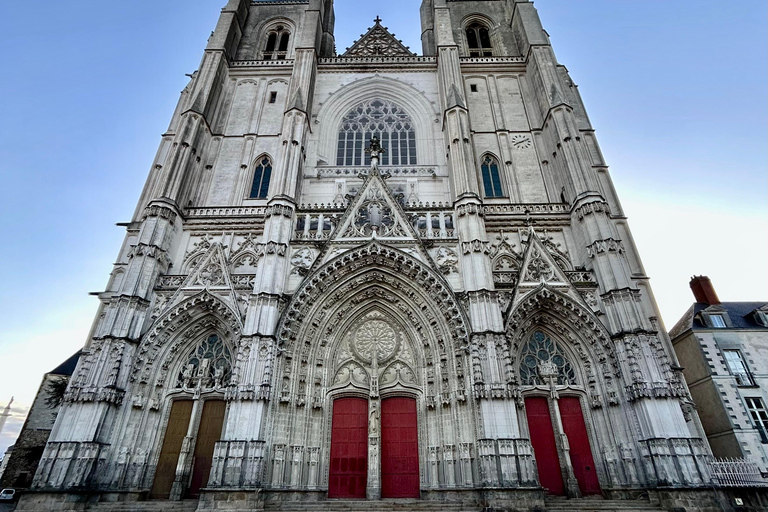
[511,134,532,150]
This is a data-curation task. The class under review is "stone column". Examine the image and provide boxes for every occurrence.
[367,352,381,500]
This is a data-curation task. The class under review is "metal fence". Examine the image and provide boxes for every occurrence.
[708,458,768,487]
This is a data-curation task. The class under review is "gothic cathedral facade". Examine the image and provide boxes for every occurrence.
[26,1,714,510]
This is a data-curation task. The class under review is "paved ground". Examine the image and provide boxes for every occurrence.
[0,503,16,512]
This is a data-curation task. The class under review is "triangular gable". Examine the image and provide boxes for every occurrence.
[331,167,423,243]
[343,17,416,58]
[308,167,435,271]
[518,230,571,287]
[163,243,240,317]
[509,228,584,311]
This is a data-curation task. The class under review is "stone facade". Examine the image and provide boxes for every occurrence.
[19,1,720,510]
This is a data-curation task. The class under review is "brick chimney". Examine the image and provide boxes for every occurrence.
[690,276,721,305]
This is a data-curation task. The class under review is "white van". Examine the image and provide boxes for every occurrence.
[0,488,15,501]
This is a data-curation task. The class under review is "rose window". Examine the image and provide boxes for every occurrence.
[353,320,398,363]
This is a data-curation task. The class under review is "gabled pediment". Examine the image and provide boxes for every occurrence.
[342,17,416,58]
[162,243,241,318]
[509,228,591,312]
[331,167,420,243]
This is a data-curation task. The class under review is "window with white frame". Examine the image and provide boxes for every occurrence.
[745,397,768,443]
[336,99,417,167]
[723,349,756,387]
[709,313,727,328]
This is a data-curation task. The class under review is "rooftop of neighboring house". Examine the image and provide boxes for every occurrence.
[669,276,768,339]
[49,352,82,377]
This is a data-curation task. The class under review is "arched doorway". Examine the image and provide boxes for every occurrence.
[519,331,601,496]
[150,334,232,499]
[271,243,474,496]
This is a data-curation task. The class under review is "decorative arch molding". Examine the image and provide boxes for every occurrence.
[130,291,242,395]
[314,76,440,167]
[279,242,469,352]
[505,285,622,407]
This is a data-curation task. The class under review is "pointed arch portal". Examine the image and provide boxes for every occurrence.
[275,242,471,499]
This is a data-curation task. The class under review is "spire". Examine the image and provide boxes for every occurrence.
[0,398,13,438]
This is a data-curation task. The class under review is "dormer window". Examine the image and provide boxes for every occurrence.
[753,309,768,327]
[466,23,493,57]
[264,26,290,60]
[709,314,726,328]
[700,311,731,328]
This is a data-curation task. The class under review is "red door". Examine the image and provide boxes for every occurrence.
[381,397,420,498]
[329,398,368,498]
[558,397,601,495]
[525,397,564,495]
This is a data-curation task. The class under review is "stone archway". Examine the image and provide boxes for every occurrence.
[268,242,475,495]
[506,286,627,497]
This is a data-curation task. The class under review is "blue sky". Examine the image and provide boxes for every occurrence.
[0,0,765,455]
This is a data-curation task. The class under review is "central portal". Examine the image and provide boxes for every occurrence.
[329,396,420,499]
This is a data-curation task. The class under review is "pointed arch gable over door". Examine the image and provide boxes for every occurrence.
[269,242,473,494]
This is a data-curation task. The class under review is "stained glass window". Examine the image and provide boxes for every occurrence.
[481,155,503,197]
[519,331,577,386]
[250,157,272,199]
[336,99,417,167]
[177,334,233,390]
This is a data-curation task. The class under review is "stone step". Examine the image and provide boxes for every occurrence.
[84,500,199,512]
[544,498,662,512]
[264,500,476,512]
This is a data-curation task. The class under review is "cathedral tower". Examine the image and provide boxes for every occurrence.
[23,1,715,511]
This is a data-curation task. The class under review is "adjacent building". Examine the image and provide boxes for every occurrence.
[0,353,81,490]
[670,276,768,472]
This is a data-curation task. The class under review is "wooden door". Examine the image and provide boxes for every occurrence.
[329,398,368,498]
[381,397,420,498]
[151,400,193,499]
[558,397,601,495]
[189,400,226,497]
[525,397,564,495]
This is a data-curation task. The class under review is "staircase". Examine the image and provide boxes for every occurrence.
[263,500,478,512]
[544,496,664,512]
[82,500,200,512]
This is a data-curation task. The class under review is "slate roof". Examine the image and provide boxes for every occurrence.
[49,351,82,376]
[669,302,768,339]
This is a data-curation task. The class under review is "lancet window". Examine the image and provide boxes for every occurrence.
[336,99,417,167]
[249,156,272,199]
[263,25,290,60]
[481,155,504,198]
[176,334,233,391]
[466,23,493,57]
[519,331,577,386]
